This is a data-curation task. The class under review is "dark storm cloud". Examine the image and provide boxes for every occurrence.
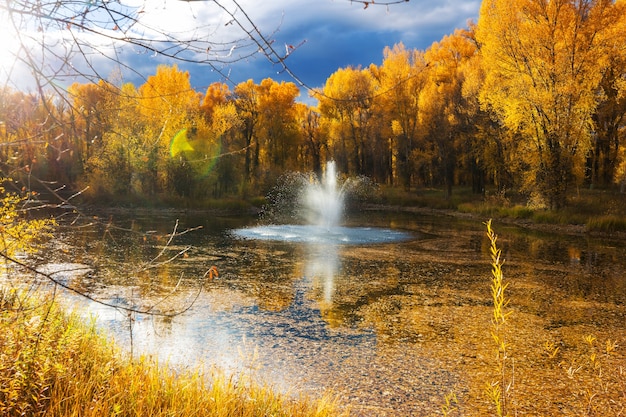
[2,1,479,93]
[179,0,481,92]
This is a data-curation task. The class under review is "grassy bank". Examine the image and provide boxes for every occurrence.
[378,186,626,233]
[77,183,626,234]
[0,289,343,417]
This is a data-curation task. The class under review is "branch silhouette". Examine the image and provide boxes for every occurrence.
[0,245,218,318]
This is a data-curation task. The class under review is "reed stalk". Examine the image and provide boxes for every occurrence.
[484,219,513,417]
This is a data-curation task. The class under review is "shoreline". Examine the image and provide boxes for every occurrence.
[57,201,626,240]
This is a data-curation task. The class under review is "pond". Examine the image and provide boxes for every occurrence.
[34,209,626,415]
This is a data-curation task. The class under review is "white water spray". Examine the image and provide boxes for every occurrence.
[304,161,343,229]
[232,161,412,245]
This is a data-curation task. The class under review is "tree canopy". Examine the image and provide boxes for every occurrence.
[0,0,625,207]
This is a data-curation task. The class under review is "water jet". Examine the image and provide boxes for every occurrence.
[232,162,412,245]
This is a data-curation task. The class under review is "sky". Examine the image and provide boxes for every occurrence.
[173,0,481,93]
[1,0,481,98]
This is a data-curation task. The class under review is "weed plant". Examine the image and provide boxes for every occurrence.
[484,220,513,416]
[474,221,625,416]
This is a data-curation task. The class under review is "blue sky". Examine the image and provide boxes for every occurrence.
[1,0,480,96]
[176,0,481,93]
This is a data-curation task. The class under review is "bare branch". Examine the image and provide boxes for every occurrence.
[0,248,217,318]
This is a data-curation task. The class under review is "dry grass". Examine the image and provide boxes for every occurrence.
[0,290,344,417]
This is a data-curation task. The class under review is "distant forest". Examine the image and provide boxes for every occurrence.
[1,0,625,209]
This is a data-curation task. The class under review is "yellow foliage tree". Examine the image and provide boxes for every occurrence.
[317,66,377,175]
[589,0,626,187]
[373,43,428,187]
[137,64,202,195]
[257,78,301,173]
[80,82,142,196]
[294,103,327,177]
[0,182,54,265]
[200,82,230,123]
[234,79,261,184]
[477,0,620,208]
[67,80,116,162]
[421,29,478,197]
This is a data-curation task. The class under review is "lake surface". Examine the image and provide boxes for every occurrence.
[32,209,626,415]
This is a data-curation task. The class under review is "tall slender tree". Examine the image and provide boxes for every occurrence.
[373,43,428,188]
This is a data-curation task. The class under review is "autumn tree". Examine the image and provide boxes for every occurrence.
[294,103,327,177]
[41,96,83,186]
[588,0,626,188]
[257,78,301,176]
[477,0,621,208]
[198,83,243,197]
[418,29,479,197]
[67,81,114,160]
[371,43,428,188]
[200,83,231,123]
[233,80,261,189]
[0,89,43,178]
[0,89,66,187]
[454,34,495,194]
[318,66,377,176]
[66,81,119,184]
[137,64,203,196]
[80,82,140,197]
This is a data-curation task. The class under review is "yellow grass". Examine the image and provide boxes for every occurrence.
[0,290,344,417]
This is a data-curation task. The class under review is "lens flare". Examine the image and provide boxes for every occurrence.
[169,128,194,157]
[169,128,222,178]
[194,141,222,178]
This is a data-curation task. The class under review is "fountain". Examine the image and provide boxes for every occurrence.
[302,161,343,230]
[232,162,412,245]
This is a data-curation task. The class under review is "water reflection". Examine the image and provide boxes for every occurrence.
[306,245,339,304]
[31,211,626,416]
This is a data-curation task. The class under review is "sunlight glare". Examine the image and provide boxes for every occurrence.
[0,8,23,80]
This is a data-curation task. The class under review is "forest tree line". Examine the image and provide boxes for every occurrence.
[1,0,625,209]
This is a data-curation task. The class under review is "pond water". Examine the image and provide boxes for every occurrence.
[33,209,626,415]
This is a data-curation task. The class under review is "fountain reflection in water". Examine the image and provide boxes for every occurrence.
[232,161,413,245]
